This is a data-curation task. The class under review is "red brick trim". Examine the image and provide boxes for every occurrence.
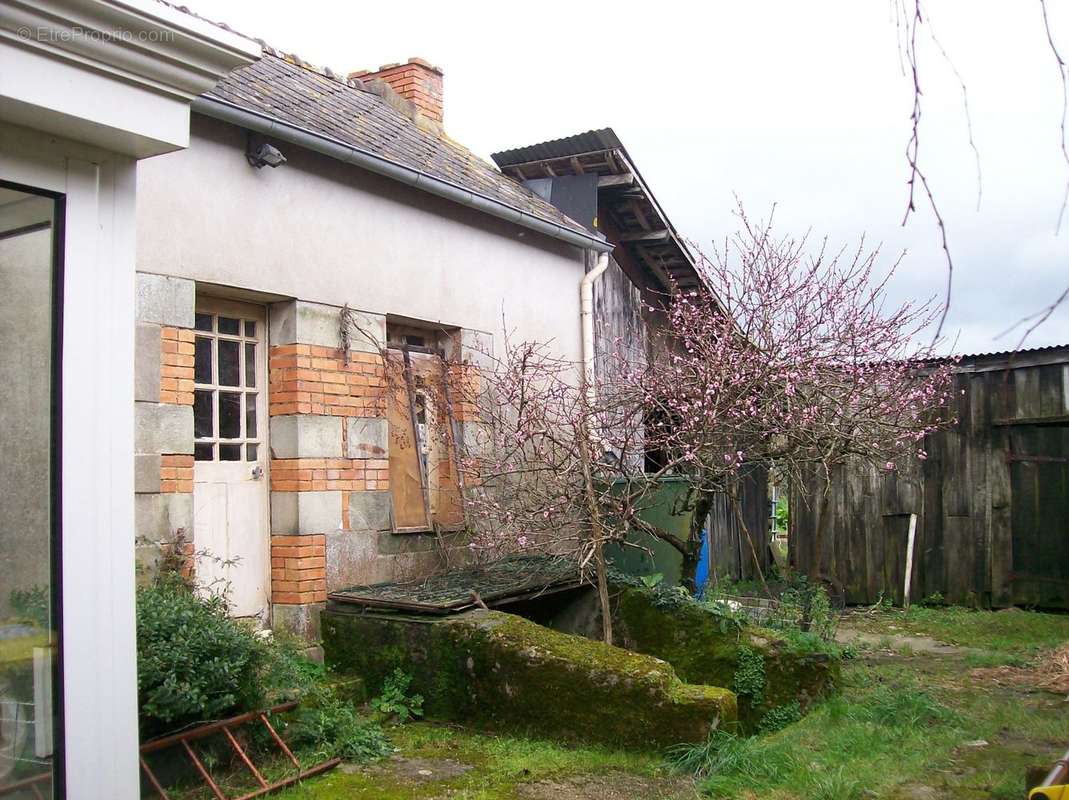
[271,533,326,603]
[160,327,195,405]
[269,345,386,417]
[160,454,194,493]
[270,458,389,492]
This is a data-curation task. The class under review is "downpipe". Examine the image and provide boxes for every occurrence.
[580,252,610,411]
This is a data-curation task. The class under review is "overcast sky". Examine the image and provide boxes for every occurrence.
[191,0,1068,354]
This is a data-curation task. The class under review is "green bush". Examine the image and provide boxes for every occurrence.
[731,646,766,704]
[137,575,268,735]
[137,575,390,766]
[757,700,802,734]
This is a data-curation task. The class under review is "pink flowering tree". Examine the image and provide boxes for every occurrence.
[631,209,958,589]
[459,208,958,612]
[457,335,652,643]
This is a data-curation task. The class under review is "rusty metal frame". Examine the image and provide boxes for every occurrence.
[0,772,51,799]
[138,701,340,800]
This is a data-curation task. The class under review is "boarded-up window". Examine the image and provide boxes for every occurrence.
[386,328,464,532]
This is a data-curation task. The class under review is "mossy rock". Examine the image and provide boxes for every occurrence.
[322,608,735,749]
[543,582,840,731]
[611,585,840,729]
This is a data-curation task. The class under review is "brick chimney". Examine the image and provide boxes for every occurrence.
[349,58,444,124]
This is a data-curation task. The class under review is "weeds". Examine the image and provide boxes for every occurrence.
[805,768,863,800]
[370,668,424,723]
[667,729,795,784]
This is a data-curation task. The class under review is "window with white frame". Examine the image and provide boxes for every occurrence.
[193,309,262,462]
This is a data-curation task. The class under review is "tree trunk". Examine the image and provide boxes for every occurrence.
[808,469,833,584]
[578,414,613,645]
[679,491,713,594]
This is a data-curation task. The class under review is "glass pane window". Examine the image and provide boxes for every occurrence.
[194,336,212,384]
[218,339,240,387]
[192,306,263,463]
[0,185,60,791]
[219,391,241,438]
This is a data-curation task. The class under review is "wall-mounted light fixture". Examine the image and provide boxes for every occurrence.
[245,133,287,168]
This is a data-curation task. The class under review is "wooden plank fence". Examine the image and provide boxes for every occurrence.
[789,348,1069,608]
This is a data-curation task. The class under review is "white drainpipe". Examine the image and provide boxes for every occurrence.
[580,252,611,407]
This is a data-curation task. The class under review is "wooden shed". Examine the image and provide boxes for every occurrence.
[790,345,1069,609]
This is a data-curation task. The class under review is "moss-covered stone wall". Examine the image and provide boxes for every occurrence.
[322,607,736,749]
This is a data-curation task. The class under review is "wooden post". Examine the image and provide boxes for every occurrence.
[903,513,918,608]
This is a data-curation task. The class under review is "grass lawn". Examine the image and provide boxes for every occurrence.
[269,606,1069,800]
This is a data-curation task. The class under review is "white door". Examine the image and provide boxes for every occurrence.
[192,298,270,620]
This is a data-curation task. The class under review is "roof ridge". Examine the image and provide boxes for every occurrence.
[161,3,443,133]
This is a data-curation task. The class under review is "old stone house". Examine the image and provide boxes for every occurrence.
[132,46,633,642]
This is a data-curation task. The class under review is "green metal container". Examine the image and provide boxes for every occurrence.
[604,477,696,586]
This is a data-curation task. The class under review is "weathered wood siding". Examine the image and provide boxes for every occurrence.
[708,465,772,583]
[789,348,1069,608]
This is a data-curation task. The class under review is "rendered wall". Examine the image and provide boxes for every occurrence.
[136,115,587,363]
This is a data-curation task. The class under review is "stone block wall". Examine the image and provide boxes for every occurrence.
[132,287,486,641]
[134,273,196,578]
[267,300,394,639]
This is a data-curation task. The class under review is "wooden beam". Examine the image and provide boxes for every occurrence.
[570,156,585,174]
[629,198,652,231]
[633,246,673,291]
[598,174,635,188]
[620,229,670,243]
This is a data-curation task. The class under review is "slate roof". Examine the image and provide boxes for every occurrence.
[204,52,591,238]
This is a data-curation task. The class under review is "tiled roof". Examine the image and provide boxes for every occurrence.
[205,52,591,238]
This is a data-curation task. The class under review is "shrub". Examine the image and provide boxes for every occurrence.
[136,575,268,735]
[731,646,766,704]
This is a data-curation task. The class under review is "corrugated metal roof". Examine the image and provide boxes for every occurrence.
[955,343,1069,361]
[491,128,707,293]
[491,129,624,168]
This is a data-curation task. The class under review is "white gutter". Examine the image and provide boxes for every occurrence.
[190,96,614,254]
[580,252,611,406]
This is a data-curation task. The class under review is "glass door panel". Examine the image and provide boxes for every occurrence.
[0,184,61,795]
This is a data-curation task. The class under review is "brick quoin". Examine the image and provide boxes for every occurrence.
[160,326,195,405]
[271,533,326,603]
[160,454,193,493]
[268,345,386,417]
